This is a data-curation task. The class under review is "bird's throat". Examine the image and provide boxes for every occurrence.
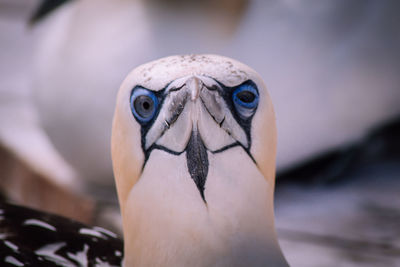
[185,130,209,201]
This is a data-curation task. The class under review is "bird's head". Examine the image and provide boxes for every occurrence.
[112,54,276,207]
[111,54,285,266]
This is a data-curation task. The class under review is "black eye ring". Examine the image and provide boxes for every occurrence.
[232,83,259,118]
[130,87,158,123]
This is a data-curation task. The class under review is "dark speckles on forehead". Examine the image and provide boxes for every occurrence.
[140,61,158,76]
[155,55,241,72]
[142,72,152,83]
[135,55,250,90]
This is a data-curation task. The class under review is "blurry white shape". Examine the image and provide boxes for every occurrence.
[93,226,117,238]
[0,7,80,191]
[0,89,80,190]
[230,0,400,169]
[66,244,89,267]
[5,256,24,267]
[29,0,400,187]
[79,228,107,239]
[35,242,73,266]
[24,218,57,231]
[32,0,154,185]
[4,240,18,252]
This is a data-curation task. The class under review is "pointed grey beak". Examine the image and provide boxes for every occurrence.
[185,129,208,202]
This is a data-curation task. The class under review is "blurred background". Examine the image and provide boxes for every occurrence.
[0,0,399,266]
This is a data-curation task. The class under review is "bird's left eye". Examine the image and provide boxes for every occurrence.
[130,87,158,123]
[232,83,259,118]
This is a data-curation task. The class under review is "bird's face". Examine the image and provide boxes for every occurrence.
[112,55,287,266]
[112,54,276,210]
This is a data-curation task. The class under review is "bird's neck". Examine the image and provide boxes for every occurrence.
[121,146,287,267]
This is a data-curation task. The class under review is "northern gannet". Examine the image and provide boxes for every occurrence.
[0,54,287,266]
[112,54,288,266]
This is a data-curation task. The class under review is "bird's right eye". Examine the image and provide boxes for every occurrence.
[130,87,158,123]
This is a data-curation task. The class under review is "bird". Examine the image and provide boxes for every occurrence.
[0,54,288,266]
[28,0,400,190]
[0,202,123,266]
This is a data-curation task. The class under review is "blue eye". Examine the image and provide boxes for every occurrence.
[130,87,158,123]
[232,84,259,118]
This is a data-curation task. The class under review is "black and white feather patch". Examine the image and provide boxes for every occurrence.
[0,202,123,267]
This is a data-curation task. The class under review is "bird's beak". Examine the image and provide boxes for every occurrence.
[142,74,249,201]
[180,76,208,201]
[185,128,208,201]
[186,76,202,101]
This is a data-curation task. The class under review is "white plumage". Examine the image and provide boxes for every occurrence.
[112,54,288,266]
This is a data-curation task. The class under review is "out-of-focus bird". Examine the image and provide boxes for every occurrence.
[29,0,400,188]
[0,1,94,222]
[0,55,288,267]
